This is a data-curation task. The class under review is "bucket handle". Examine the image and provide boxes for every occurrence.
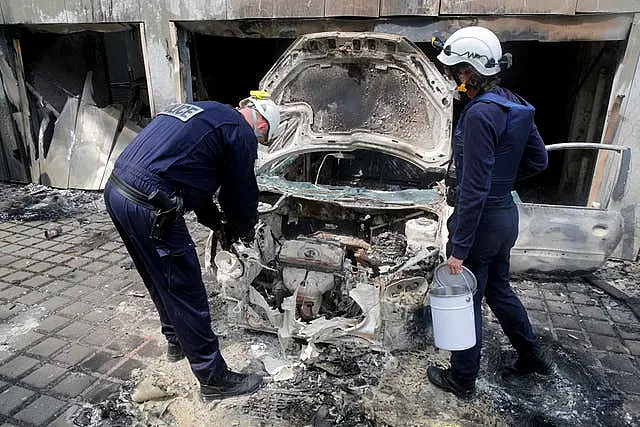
[460,271,473,302]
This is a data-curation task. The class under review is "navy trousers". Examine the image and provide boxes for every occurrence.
[447,203,540,381]
[103,169,226,385]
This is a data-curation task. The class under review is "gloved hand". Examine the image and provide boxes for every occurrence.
[195,204,222,231]
[219,223,255,250]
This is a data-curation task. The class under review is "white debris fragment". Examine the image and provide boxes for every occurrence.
[131,377,173,403]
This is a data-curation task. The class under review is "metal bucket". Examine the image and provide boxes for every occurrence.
[429,263,477,350]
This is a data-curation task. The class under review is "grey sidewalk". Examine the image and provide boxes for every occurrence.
[0,206,168,426]
[0,184,639,426]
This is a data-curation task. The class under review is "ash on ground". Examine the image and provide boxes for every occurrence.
[0,182,105,221]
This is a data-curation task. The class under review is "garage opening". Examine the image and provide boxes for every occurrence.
[187,33,292,106]
[418,40,624,207]
[0,24,150,189]
[183,28,623,208]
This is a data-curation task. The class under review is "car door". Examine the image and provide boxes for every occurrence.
[511,143,631,273]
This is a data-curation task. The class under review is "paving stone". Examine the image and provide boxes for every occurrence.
[582,319,617,337]
[569,292,598,305]
[0,286,29,300]
[0,243,23,253]
[52,371,97,396]
[32,239,59,250]
[550,313,581,330]
[545,300,574,315]
[2,269,36,283]
[22,363,68,388]
[542,288,568,301]
[49,243,74,254]
[30,250,58,261]
[27,337,67,357]
[609,373,640,395]
[53,344,95,365]
[49,404,82,427]
[16,290,48,305]
[58,301,93,318]
[40,295,72,313]
[0,385,35,415]
[81,260,111,273]
[598,353,638,374]
[46,265,74,278]
[135,339,164,359]
[589,333,629,354]
[63,268,93,283]
[41,280,72,294]
[18,274,54,289]
[104,279,134,293]
[83,308,113,323]
[13,246,41,258]
[574,304,609,321]
[24,261,56,273]
[83,248,111,260]
[0,254,19,267]
[61,285,92,299]
[64,257,93,270]
[109,358,145,380]
[81,351,122,374]
[85,380,122,403]
[37,314,71,333]
[80,327,114,347]
[0,266,13,278]
[14,393,66,425]
[555,328,589,349]
[520,296,546,311]
[626,340,640,357]
[0,356,40,379]
[57,321,94,339]
[0,303,20,321]
[10,331,44,351]
[607,308,637,324]
[100,241,123,251]
[17,236,40,246]
[107,334,145,353]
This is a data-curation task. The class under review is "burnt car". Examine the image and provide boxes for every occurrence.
[205,32,630,350]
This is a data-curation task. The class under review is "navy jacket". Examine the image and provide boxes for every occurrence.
[450,87,548,260]
[115,101,259,239]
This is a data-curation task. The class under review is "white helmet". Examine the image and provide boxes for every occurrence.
[436,26,503,76]
[239,90,281,143]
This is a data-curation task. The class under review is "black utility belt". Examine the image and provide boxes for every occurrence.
[108,173,184,244]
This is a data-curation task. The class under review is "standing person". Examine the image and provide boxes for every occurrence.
[103,91,280,401]
[427,27,552,399]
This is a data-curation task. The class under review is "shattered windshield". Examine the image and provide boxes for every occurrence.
[262,149,443,191]
[278,62,435,145]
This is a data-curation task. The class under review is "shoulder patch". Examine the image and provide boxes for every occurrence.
[158,103,204,122]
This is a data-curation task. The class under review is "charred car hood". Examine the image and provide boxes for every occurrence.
[258,32,454,170]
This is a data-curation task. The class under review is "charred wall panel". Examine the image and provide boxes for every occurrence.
[325,0,380,17]
[228,0,325,18]
[440,0,577,15]
[380,0,439,16]
[577,0,640,13]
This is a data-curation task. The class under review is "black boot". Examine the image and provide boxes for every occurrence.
[513,348,553,375]
[200,370,263,401]
[427,366,475,400]
[166,342,185,362]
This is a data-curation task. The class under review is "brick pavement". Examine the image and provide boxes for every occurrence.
[0,210,180,426]
[0,200,639,425]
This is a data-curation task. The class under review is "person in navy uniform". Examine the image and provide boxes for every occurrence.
[103,91,280,401]
[428,27,552,399]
